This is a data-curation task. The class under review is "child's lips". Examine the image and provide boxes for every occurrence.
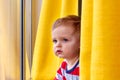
[56,50,62,54]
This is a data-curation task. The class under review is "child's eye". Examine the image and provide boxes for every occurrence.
[63,38,68,42]
[53,39,57,43]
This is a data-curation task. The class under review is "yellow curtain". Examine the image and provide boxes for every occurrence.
[80,0,120,80]
[0,0,20,80]
[31,0,78,79]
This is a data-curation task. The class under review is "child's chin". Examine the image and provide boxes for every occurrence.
[58,55,64,58]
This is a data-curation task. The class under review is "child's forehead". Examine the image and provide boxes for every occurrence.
[52,26,79,38]
[54,24,75,31]
[52,26,75,34]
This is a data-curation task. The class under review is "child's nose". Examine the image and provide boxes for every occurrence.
[56,42,61,47]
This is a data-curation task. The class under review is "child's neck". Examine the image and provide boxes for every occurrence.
[66,55,79,70]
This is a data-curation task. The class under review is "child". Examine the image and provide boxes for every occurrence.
[52,15,80,80]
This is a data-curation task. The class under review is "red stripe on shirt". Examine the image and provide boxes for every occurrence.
[61,61,67,69]
[70,67,79,75]
[63,76,66,80]
[57,68,62,75]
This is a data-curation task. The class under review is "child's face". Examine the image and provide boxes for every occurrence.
[52,25,80,60]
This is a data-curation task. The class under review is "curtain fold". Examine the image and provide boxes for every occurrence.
[80,0,93,79]
[80,0,120,80]
[31,0,78,79]
[31,0,61,79]
[0,0,20,79]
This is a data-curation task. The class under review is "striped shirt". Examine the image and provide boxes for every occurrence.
[54,60,79,80]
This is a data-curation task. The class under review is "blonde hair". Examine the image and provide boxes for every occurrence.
[52,15,80,34]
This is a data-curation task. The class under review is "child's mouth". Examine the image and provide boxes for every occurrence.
[56,50,62,54]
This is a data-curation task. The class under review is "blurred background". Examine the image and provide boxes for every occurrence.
[0,0,42,80]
